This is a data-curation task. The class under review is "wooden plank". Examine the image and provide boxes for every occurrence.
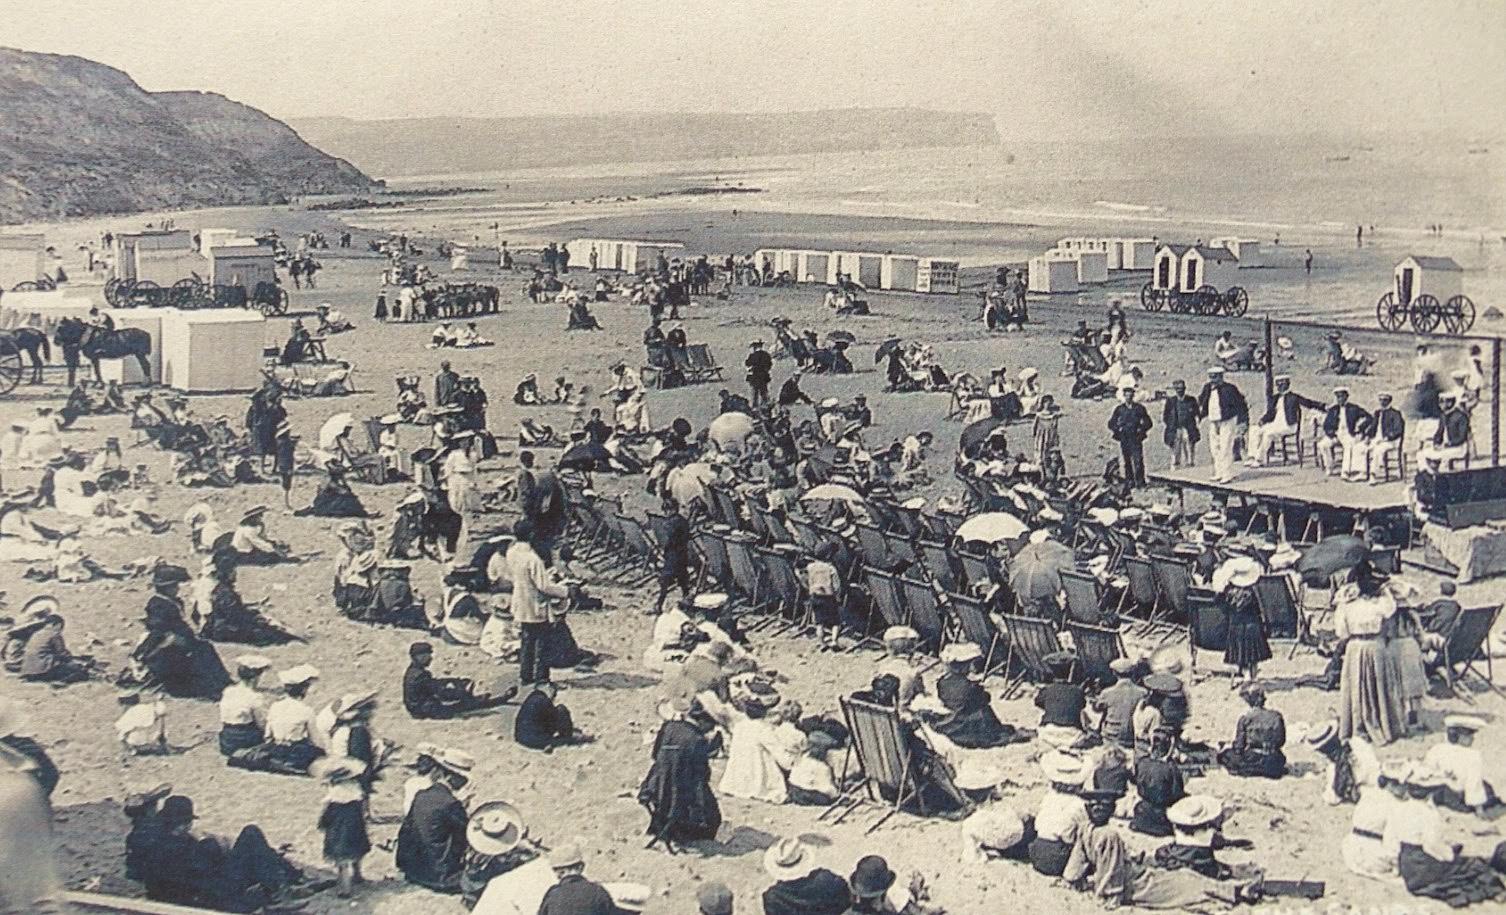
[64,891,223,915]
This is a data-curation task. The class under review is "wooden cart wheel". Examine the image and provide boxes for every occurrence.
[0,336,24,395]
[1410,294,1441,333]
[1375,292,1403,331]
[104,277,122,306]
[1223,286,1249,317]
[10,280,39,292]
[1193,285,1218,316]
[1445,295,1476,334]
[171,278,200,309]
[1139,281,1160,311]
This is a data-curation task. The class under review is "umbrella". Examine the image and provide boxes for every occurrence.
[318,412,355,450]
[1295,535,1368,582]
[708,412,756,450]
[1010,539,1074,603]
[558,441,612,472]
[800,483,865,505]
[666,462,715,507]
[1212,556,1263,593]
[959,416,1007,457]
[827,330,857,344]
[955,512,1028,545]
[874,338,903,364]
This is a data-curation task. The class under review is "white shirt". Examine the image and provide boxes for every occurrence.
[1382,798,1453,861]
[1424,741,1488,808]
[116,701,166,748]
[471,858,556,915]
[219,684,265,726]
[1034,788,1089,844]
[266,697,315,743]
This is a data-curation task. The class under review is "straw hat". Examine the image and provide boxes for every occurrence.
[277,664,320,688]
[1167,794,1223,828]
[940,642,983,665]
[1216,556,1263,590]
[1405,764,1447,790]
[466,800,526,856]
[335,690,379,722]
[962,805,1025,854]
[763,837,817,881]
[953,758,1006,792]
[311,756,365,784]
[1270,543,1301,570]
[434,748,476,775]
[604,883,652,912]
[1109,657,1138,675]
[548,839,585,870]
[820,397,840,409]
[1302,720,1340,751]
[883,626,920,645]
[692,593,729,612]
[1041,751,1085,785]
[234,654,272,674]
[901,496,926,510]
[1087,508,1119,526]
[1444,714,1486,732]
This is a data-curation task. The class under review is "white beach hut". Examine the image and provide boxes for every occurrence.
[1175,245,1240,293]
[1394,255,1463,306]
[883,255,920,292]
[1072,250,1109,284]
[0,234,47,289]
[916,259,959,294]
[207,244,278,290]
[160,308,267,392]
[1117,239,1157,271]
[1029,254,1079,294]
[1211,237,1264,268]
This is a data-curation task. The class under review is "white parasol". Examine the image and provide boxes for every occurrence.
[800,483,865,505]
[954,512,1029,544]
[318,413,355,450]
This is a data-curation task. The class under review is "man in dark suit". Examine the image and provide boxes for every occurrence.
[1317,386,1371,480]
[652,497,693,614]
[1246,374,1324,467]
[1108,386,1154,488]
[1365,392,1407,483]
[537,840,616,915]
[434,362,460,407]
[1197,366,1248,484]
[1162,379,1201,469]
[744,340,773,407]
[396,750,472,893]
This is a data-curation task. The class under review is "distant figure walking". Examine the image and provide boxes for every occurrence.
[1356,225,1363,247]
[1304,249,1313,274]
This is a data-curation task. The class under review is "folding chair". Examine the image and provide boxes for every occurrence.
[1187,592,1230,672]
[917,540,959,593]
[946,592,1007,677]
[854,522,895,572]
[755,545,806,634]
[761,509,796,545]
[686,343,724,381]
[1148,554,1193,628]
[1251,574,1300,642]
[923,511,964,541]
[1066,621,1125,685]
[868,501,904,535]
[614,514,662,585]
[693,528,732,591]
[722,533,769,612]
[743,501,772,543]
[1438,604,1503,701]
[1060,569,1112,626]
[862,568,910,631]
[1121,555,1160,619]
[709,486,742,527]
[786,516,823,553]
[892,504,926,540]
[955,548,998,594]
[897,577,948,653]
[882,529,920,569]
[999,613,1066,699]
[823,697,941,833]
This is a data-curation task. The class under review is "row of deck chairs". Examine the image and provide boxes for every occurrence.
[644,344,725,389]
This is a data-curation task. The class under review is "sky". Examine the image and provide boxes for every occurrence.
[4,0,1504,138]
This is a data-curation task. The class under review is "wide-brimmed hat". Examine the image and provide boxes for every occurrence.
[1087,507,1119,526]
[466,800,526,856]
[1144,673,1183,695]
[940,642,983,665]
[883,625,920,644]
[849,855,897,898]
[1443,714,1486,733]
[7,596,59,634]
[1270,543,1301,570]
[234,654,272,674]
[548,839,585,870]
[335,689,379,721]
[953,758,1006,792]
[763,837,816,880]
[692,593,729,612]
[240,506,268,526]
[1303,719,1339,751]
[1109,657,1138,675]
[819,397,840,409]
[435,748,476,775]
[379,413,402,425]
[1216,556,1263,590]
[1041,751,1085,785]
[605,883,652,912]
[311,756,365,784]
[278,664,320,687]
[1167,794,1223,828]
[901,496,926,510]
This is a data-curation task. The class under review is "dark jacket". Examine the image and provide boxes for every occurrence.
[396,783,468,891]
[761,868,852,915]
[538,873,617,915]
[1434,408,1470,447]
[1162,395,1201,446]
[1369,407,1405,441]
[1108,402,1153,443]
[1260,390,1323,427]
[1322,403,1370,437]
[745,350,773,383]
[1197,381,1248,423]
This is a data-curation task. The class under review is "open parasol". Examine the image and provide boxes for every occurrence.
[800,483,865,505]
[954,512,1028,545]
[1295,535,1368,583]
[708,412,756,450]
[874,338,903,364]
[1009,539,1075,603]
[959,416,1007,457]
[558,441,613,472]
[666,462,715,507]
[318,413,355,450]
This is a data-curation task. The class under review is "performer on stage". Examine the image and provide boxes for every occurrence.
[1197,366,1247,484]
[1365,393,1406,484]
[1246,375,1323,467]
[1317,387,1371,481]
[1419,390,1471,466]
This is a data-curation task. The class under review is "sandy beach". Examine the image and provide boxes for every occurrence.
[1,192,1503,915]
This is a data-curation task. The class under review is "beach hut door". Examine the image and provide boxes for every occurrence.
[1157,256,1171,290]
[1398,267,1415,305]
[1184,257,1199,291]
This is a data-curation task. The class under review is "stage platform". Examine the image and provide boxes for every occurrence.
[1149,465,1410,539]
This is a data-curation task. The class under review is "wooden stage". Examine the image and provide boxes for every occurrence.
[1149,465,1411,538]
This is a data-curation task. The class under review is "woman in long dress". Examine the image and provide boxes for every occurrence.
[1221,582,1270,682]
[637,698,721,851]
[706,695,788,804]
[1333,568,1409,745]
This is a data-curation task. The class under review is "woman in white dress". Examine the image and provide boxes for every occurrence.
[705,694,788,804]
[1343,760,1408,881]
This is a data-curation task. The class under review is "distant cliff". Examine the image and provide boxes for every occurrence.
[289,108,1000,177]
[0,47,376,223]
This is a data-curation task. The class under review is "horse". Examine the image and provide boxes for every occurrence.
[7,327,50,384]
[55,319,152,385]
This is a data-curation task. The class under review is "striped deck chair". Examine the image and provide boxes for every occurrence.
[862,568,910,631]
[786,516,823,552]
[743,501,772,543]
[1121,556,1159,619]
[999,613,1065,699]
[1439,605,1503,701]
[882,529,920,569]
[1066,621,1125,685]
[945,592,1007,677]
[710,486,743,528]
[917,540,959,592]
[854,522,895,572]
[1252,574,1300,641]
[723,533,769,612]
[614,514,662,584]
[754,545,806,634]
[921,511,962,541]
[897,576,948,653]
[893,504,927,540]
[693,527,733,591]
[1187,591,1230,672]
[824,697,925,832]
[1149,555,1193,626]
[1060,569,1112,626]
[868,501,905,535]
[758,507,796,544]
[955,549,997,594]
[685,343,724,381]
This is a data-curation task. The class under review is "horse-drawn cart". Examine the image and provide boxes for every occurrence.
[0,331,26,395]
[104,276,288,315]
[1375,255,1476,335]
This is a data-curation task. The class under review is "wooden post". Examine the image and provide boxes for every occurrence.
[1493,337,1502,465]
[1263,317,1275,402]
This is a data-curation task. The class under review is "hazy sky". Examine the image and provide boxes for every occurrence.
[5,0,1504,138]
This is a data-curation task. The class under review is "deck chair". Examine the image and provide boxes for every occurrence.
[892,505,926,540]
[743,501,772,543]
[917,540,959,592]
[1066,622,1125,685]
[999,613,1066,699]
[923,511,964,541]
[1438,604,1503,701]
[760,509,796,545]
[823,697,932,833]
[862,568,910,631]
[897,577,948,653]
[723,533,769,611]
[1060,569,1112,626]
[868,501,905,535]
[709,486,742,527]
[955,549,998,594]
[755,545,806,634]
[685,343,723,381]
[1187,592,1230,672]
[854,522,895,571]
[882,529,920,568]
[785,516,823,552]
[1148,555,1193,626]
[946,593,1007,677]
[614,514,661,584]
[693,528,733,591]
[1252,574,1300,641]
[1120,556,1160,619]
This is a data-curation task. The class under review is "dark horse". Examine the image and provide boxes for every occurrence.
[8,327,51,383]
[55,318,152,384]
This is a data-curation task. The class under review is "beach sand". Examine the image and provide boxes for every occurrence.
[4,203,1504,914]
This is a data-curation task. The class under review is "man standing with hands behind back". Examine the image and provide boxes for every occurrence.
[1198,366,1248,484]
[1109,385,1153,489]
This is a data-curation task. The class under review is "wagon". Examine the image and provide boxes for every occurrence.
[1139,281,1248,317]
[1140,243,1248,317]
[1375,255,1475,335]
[0,332,28,395]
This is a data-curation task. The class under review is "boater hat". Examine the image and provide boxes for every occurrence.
[763,837,817,880]
[1444,714,1486,732]
[1167,794,1223,828]
[1041,751,1085,785]
[466,800,526,856]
